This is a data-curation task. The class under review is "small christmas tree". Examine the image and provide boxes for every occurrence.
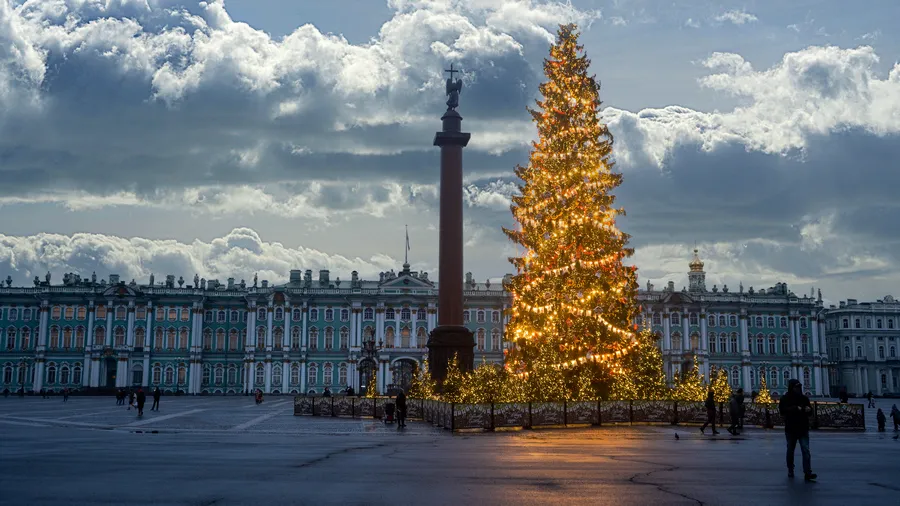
[610,329,669,400]
[408,358,436,400]
[441,354,471,403]
[364,374,378,398]
[470,359,504,403]
[711,368,732,403]
[756,377,773,404]
[673,358,706,402]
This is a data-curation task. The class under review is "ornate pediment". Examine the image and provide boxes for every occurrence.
[380,271,434,289]
[102,284,142,298]
[658,291,695,305]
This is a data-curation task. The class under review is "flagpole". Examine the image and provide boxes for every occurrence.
[405,225,409,265]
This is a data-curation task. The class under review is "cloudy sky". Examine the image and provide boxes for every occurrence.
[0,0,898,302]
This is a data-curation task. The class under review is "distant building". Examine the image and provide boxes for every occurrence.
[0,264,509,395]
[823,296,900,396]
[638,250,830,396]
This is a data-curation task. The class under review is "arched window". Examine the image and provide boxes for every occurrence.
[166,327,177,349]
[363,308,374,320]
[163,366,174,384]
[51,306,61,320]
[8,308,18,321]
[309,309,318,321]
[463,310,470,323]
[73,364,83,384]
[130,327,141,349]
[768,335,776,354]
[309,328,318,350]
[46,363,57,384]
[340,309,350,322]
[856,345,863,358]
[5,327,15,350]
[76,306,87,320]
[756,335,764,354]
[689,313,699,325]
[291,327,301,349]
[844,346,851,359]
[216,310,226,323]
[363,326,375,343]
[708,315,716,327]
[400,308,411,321]
[339,364,348,386]
[114,327,125,347]
[256,327,266,349]
[800,317,808,329]
[749,368,755,386]
[152,364,162,384]
[731,368,740,386]
[203,329,213,350]
[96,326,107,346]
[780,317,788,328]
[384,327,395,348]
[878,346,885,359]
[690,333,699,350]
[291,363,300,386]
[420,309,429,321]
[781,336,790,355]
[49,326,60,348]
[20,328,30,350]
[671,333,681,350]
[730,333,738,353]
[3,364,12,384]
[257,308,267,321]
[671,313,680,325]
[273,327,283,350]
[177,364,187,385]
[323,363,333,385]
[205,311,213,323]
[718,315,727,327]
[202,365,211,385]
[60,364,71,384]
[179,328,189,349]
[168,308,178,321]
[753,316,761,327]
[60,326,72,348]
[891,346,897,358]
[307,364,317,386]
[783,369,790,385]
[274,307,284,321]
[802,367,811,388]
[154,307,164,321]
[229,329,240,351]
[115,306,127,320]
[385,308,395,320]
[154,328,163,350]
[476,328,485,351]
[400,327,411,348]
[324,327,334,350]
[292,308,302,321]
[340,327,349,350]
[800,335,808,354]
[216,329,226,351]
[324,309,334,322]
[420,327,431,349]
[227,365,238,385]
[708,332,717,353]
[769,367,778,388]
[729,315,738,327]
[272,364,282,388]
[767,317,775,327]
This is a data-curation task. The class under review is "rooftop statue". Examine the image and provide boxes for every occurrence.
[445,63,463,110]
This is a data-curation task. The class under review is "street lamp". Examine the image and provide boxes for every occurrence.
[19,357,34,396]
[360,337,383,395]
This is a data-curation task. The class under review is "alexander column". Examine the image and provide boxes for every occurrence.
[428,64,475,384]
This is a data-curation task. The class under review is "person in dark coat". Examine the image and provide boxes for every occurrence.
[876,409,886,431]
[891,404,900,432]
[700,389,719,435]
[128,389,135,410]
[728,389,743,435]
[136,388,146,416]
[396,389,408,428]
[778,379,816,481]
[151,387,161,411]
[866,391,875,408]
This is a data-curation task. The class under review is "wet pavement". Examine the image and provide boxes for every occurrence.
[1,396,898,505]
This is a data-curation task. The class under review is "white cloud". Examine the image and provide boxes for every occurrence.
[714,10,758,26]
[684,18,700,29]
[609,16,626,27]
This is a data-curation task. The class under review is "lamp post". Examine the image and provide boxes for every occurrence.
[20,357,34,396]
[360,338,382,395]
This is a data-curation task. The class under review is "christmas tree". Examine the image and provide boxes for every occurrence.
[365,374,378,398]
[672,359,706,401]
[711,368,732,403]
[756,377,773,403]
[408,358,436,400]
[503,23,642,400]
[441,354,471,403]
[609,329,670,400]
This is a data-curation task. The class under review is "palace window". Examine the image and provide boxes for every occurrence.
[755,317,763,327]
[400,327,410,348]
[291,327,301,349]
[476,310,486,323]
[463,311,470,323]
[257,308,267,321]
[179,328,189,349]
[782,336,789,355]
[228,366,238,385]
[708,315,716,327]
[292,308,302,322]
[876,319,883,329]
[115,306,127,320]
[309,309,318,322]
[114,327,125,347]
[689,313,698,326]
[756,337,764,355]
[230,310,239,322]
[255,364,265,386]
[341,309,350,322]
[718,315,726,327]
[202,365,211,386]
[476,328,485,351]
[385,308,395,320]
[324,309,334,322]
[857,346,863,358]
[307,364,317,386]
[323,363,333,385]
[768,335,776,355]
[878,346,885,359]
[46,363,57,384]
[76,326,86,349]
[217,311,226,323]
[214,366,224,385]
[135,306,145,320]
[421,309,429,321]
[20,328,30,350]
[154,328,163,350]
[77,306,87,320]
[340,327,349,350]
[491,328,501,351]
[770,368,778,388]
[165,308,175,321]
[7,308,17,321]
[729,315,737,327]
[5,327,15,350]
[767,317,775,328]
[64,306,74,320]
[166,328,177,349]
[780,317,788,328]
[783,370,790,385]
[800,335,809,354]
[273,328,283,350]
[842,318,849,329]
[274,307,284,321]
[152,364,161,384]
[800,317,808,329]
[844,346,850,359]
[671,313,680,325]
[272,366,282,388]
[890,346,896,358]
[385,327,395,348]
[854,318,861,329]
[51,306,61,320]
[731,368,739,386]
[3,365,12,384]
[216,329,226,351]
[671,333,681,350]
[95,326,106,347]
[363,308,374,320]
[290,364,300,386]
[205,311,213,322]
[324,327,334,350]
[256,327,266,349]
[181,308,191,322]
[73,364,82,385]
[339,364,348,386]
[654,313,662,325]
[49,326,60,348]
[309,328,318,350]
[802,368,810,388]
[229,329,240,351]
[888,319,895,329]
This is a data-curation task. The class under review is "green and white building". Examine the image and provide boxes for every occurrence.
[0,265,509,395]
[638,250,830,396]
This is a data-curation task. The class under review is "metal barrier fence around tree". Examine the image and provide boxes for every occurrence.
[294,396,865,432]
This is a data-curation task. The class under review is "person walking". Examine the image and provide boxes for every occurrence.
[136,388,146,417]
[728,389,743,435]
[891,404,900,432]
[151,387,161,411]
[62,387,69,403]
[128,389,135,410]
[778,379,817,481]
[876,408,886,432]
[700,389,719,435]
[866,391,875,408]
[396,389,408,428]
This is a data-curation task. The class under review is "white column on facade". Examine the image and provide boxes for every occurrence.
[699,312,709,378]
[34,304,49,393]
[105,302,113,347]
[83,306,95,388]
[264,359,272,393]
[286,307,294,351]
[282,360,289,392]
[791,317,801,379]
[681,311,690,352]
[356,310,364,347]
[126,303,136,347]
[810,317,820,354]
[376,308,385,343]
[192,306,203,394]
[740,314,751,390]
[662,311,672,382]
[349,309,358,348]
[300,361,307,393]
[427,307,436,333]
[855,367,863,396]
[301,306,309,349]
[142,303,152,387]
[266,305,274,349]
[246,307,256,349]
[813,366,823,396]
[242,362,250,394]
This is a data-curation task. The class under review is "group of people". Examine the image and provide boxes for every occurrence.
[875,404,900,432]
[116,387,161,416]
[699,388,747,436]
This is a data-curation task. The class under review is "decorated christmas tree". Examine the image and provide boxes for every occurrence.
[711,368,733,403]
[756,377,773,403]
[441,354,471,403]
[364,374,378,398]
[503,23,644,400]
[408,358,436,400]
[609,329,670,400]
[673,359,706,401]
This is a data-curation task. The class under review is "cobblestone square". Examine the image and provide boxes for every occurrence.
[2,396,899,505]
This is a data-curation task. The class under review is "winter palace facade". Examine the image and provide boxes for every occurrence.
[3,251,888,398]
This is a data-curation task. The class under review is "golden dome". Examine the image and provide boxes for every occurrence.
[689,248,704,272]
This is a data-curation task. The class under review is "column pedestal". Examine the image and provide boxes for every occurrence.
[428,325,475,384]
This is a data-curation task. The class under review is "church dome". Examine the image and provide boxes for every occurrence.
[689,248,704,272]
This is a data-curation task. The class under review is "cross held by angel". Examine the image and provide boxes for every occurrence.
[445,63,463,110]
